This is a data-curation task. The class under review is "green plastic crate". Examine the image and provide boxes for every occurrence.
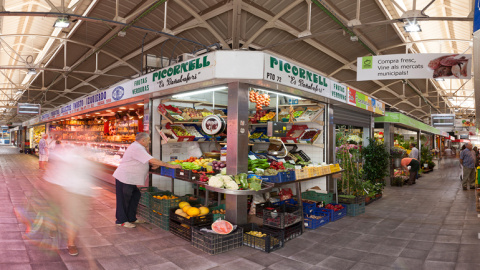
[301,190,333,204]
[139,187,160,208]
[151,211,170,231]
[210,204,225,221]
[151,191,181,216]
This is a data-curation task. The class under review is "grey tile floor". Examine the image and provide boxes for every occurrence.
[1,145,479,269]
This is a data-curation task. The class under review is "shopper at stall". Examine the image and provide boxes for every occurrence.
[38,133,48,170]
[460,142,476,190]
[409,143,419,159]
[401,157,420,185]
[113,132,181,228]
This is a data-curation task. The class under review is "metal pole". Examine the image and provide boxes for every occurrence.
[225,82,249,225]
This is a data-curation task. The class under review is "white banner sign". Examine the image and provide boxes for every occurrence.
[40,53,216,122]
[357,53,472,81]
[264,54,331,98]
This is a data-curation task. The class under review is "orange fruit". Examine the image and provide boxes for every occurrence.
[182,205,192,213]
[187,207,200,217]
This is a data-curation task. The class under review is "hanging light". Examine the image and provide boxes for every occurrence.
[135,110,143,119]
[54,16,70,28]
[127,112,134,120]
[403,20,421,32]
[27,68,37,75]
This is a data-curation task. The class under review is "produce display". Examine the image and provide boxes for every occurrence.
[208,175,239,190]
[246,231,267,237]
[324,204,345,212]
[174,201,210,218]
[260,112,276,122]
[184,126,204,138]
[248,159,270,171]
[171,125,192,136]
[211,220,234,234]
[249,90,271,110]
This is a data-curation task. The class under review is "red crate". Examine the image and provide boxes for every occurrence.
[281,125,308,143]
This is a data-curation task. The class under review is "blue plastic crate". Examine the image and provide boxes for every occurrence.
[284,170,296,182]
[184,124,208,141]
[260,172,287,183]
[318,203,347,222]
[160,167,175,178]
[302,202,316,215]
[304,208,330,229]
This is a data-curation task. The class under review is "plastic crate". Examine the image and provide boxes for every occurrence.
[263,204,302,229]
[262,222,302,242]
[139,186,160,208]
[302,201,317,215]
[151,211,170,231]
[337,195,366,204]
[259,172,287,183]
[284,170,296,182]
[169,208,214,227]
[346,202,366,217]
[169,219,192,242]
[167,123,195,142]
[191,227,243,255]
[255,202,274,218]
[281,125,308,143]
[137,204,151,222]
[318,204,347,222]
[175,169,200,181]
[303,208,330,229]
[210,204,226,221]
[249,127,267,142]
[182,194,202,206]
[240,223,284,253]
[151,192,181,216]
[184,124,208,141]
[301,191,333,204]
[160,167,176,178]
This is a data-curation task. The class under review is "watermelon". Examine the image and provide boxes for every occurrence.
[211,220,234,234]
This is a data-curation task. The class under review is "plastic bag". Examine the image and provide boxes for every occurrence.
[249,194,265,215]
[279,188,293,201]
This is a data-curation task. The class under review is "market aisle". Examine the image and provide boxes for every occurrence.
[1,145,480,270]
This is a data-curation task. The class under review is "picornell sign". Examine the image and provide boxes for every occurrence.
[150,54,215,93]
[264,54,331,98]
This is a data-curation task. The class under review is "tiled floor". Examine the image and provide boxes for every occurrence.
[1,145,479,270]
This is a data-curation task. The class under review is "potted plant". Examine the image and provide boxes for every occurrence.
[336,127,363,202]
[390,146,407,168]
[362,138,390,183]
[362,181,376,205]
[373,183,384,199]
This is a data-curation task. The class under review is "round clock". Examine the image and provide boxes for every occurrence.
[202,115,226,136]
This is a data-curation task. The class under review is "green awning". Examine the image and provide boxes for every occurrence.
[375,112,440,135]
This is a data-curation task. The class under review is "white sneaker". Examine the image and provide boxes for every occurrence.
[133,219,146,224]
[116,222,136,228]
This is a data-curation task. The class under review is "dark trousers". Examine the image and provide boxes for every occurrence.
[408,170,417,185]
[115,179,141,224]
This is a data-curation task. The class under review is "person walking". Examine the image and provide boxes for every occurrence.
[113,132,181,228]
[38,134,49,170]
[401,157,420,185]
[409,143,419,160]
[460,142,476,190]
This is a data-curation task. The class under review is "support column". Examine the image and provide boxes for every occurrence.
[417,130,421,164]
[225,82,249,225]
[326,104,335,193]
[384,123,393,185]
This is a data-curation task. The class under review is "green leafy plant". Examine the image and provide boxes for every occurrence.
[362,138,390,183]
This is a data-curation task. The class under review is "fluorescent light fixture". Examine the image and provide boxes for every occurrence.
[54,17,70,28]
[172,86,228,98]
[95,112,100,114]
[119,107,126,109]
[106,110,112,112]
[403,21,421,32]
[137,103,144,106]
[448,97,454,101]
[117,110,122,112]
[129,108,134,110]
[15,90,23,95]
[254,88,304,100]
[27,68,37,75]
[435,78,445,81]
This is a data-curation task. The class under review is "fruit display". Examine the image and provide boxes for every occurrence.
[171,125,192,136]
[248,159,270,171]
[301,130,318,140]
[192,158,216,168]
[246,231,267,237]
[270,161,285,170]
[211,160,226,170]
[153,195,178,200]
[211,220,234,234]
[292,110,304,118]
[324,204,344,212]
[211,208,226,215]
[260,112,276,122]
[249,90,271,111]
[250,131,264,140]
[184,125,204,137]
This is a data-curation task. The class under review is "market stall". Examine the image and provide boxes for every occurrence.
[31,51,386,252]
[375,112,442,185]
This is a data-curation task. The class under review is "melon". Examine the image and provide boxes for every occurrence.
[179,201,190,209]
[187,207,200,217]
[199,206,209,216]
[211,220,234,234]
[182,205,192,213]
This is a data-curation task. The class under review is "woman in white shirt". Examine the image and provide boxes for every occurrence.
[113,132,180,228]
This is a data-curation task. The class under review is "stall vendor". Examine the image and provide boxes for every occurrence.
[401,157,420,185]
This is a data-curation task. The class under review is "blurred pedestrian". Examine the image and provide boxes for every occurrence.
[409,143,419,159]
[460,142,476,190]
[401,157,419,185]
[113,132,181,228]
[38,134,48,170]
